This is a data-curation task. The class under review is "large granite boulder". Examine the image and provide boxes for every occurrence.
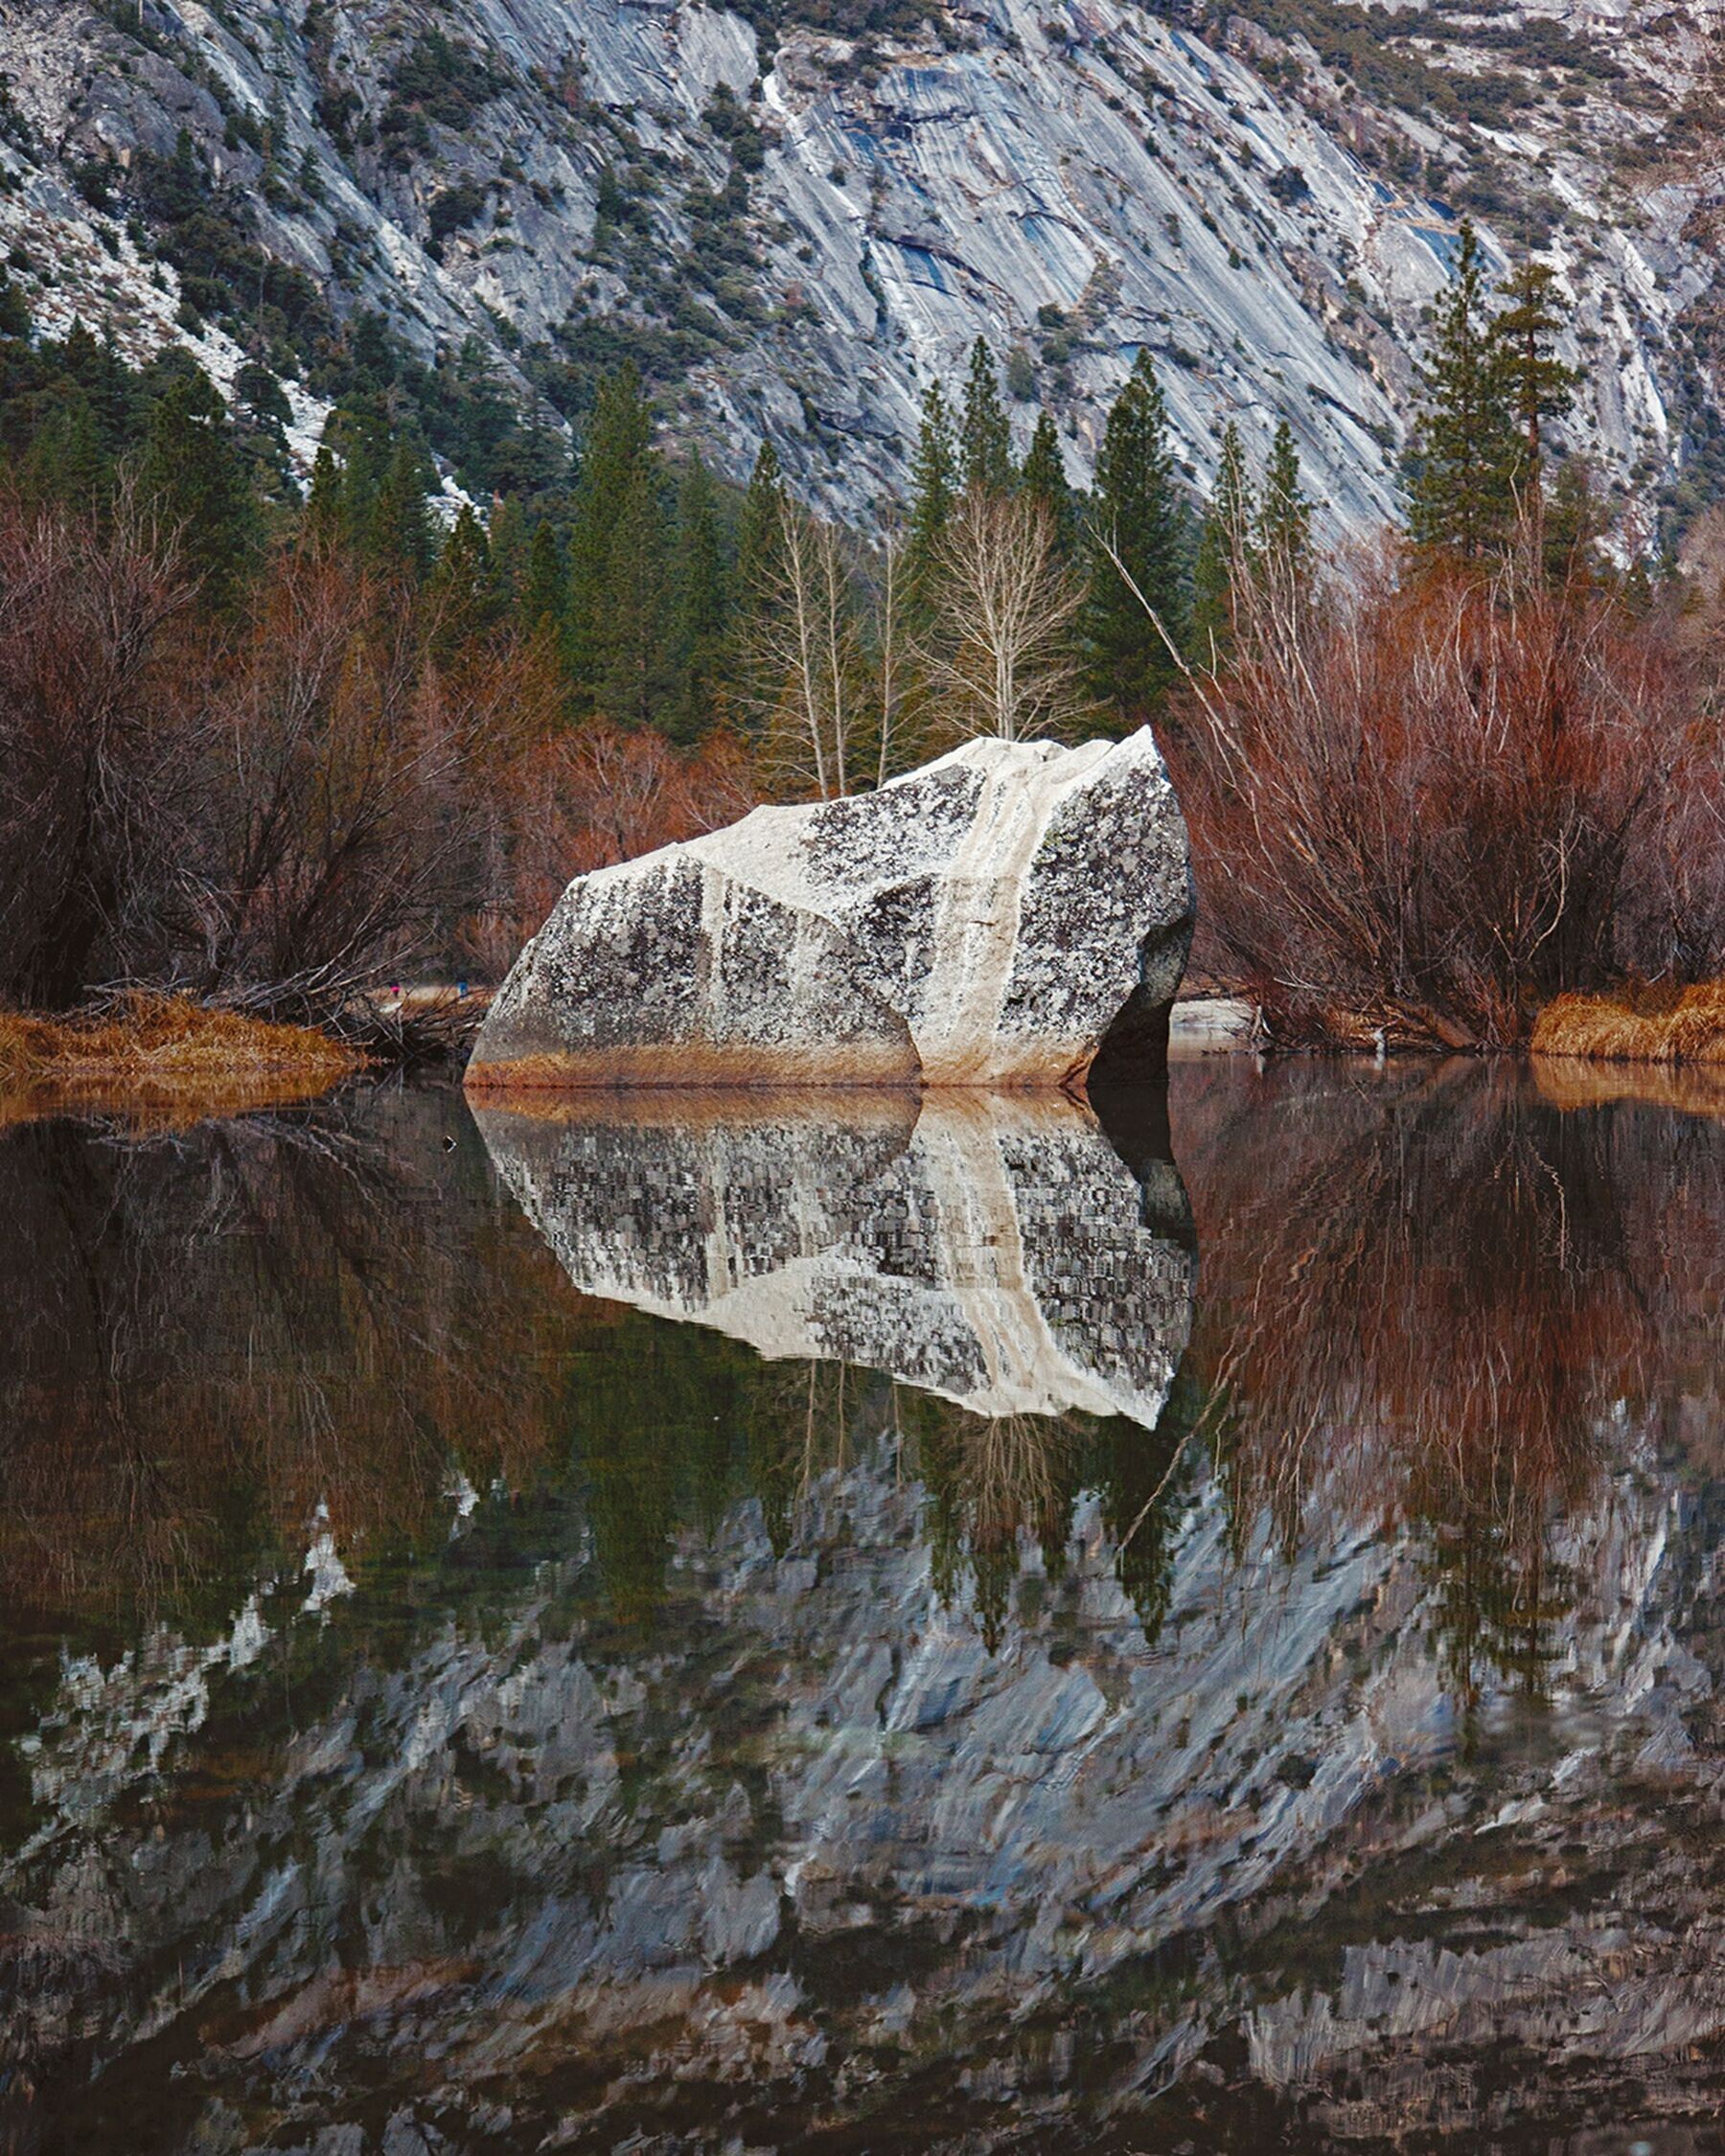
[466,727,1193,1091]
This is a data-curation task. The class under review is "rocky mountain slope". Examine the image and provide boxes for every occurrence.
[2,0,1720,534]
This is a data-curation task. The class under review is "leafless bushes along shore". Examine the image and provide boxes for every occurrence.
[0,494,753,1026]
[1164,540,1725,1050]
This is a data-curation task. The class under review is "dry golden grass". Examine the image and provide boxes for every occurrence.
[0,993,359,1124]
[1531,981,1725,1066]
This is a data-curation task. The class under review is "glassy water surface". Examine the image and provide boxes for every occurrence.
[4,1058,1724,2154]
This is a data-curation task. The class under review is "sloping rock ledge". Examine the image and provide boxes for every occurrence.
[466,729,1194,1092]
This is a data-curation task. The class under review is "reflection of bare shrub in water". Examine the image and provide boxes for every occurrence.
[1174,1059,1659,1715]
[0,1094,577,1629]
[903,1388,1199,1649]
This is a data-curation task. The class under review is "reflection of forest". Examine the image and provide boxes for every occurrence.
[0,1089,576,1635]
[0,1089,1197,1653]
[9,1061,1725,1682]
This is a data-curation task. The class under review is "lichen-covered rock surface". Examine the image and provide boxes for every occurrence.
[467,726,1194,1092]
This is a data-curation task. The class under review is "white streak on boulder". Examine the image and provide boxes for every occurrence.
[467,727,1193,1092]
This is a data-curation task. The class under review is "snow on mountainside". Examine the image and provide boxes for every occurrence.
[0,0,1718,533]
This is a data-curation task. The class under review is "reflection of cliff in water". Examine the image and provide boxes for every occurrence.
[6,1067,1725,2149]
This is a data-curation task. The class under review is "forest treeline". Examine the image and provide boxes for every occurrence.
[0,263,1264,1023]
[3,218,1725,1046]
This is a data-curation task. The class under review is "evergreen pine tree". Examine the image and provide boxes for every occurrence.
[21,391,109,512]
[597,456,672,728]
[304,436,346,549]
[135,366,255,609]
[735,439,784,599]
[487,493,534,600]
[1492,259,1576,501]
[63,321,136,460]
[567,362,654,699]
[366,439,436,579]
[1191,421,1254,665]
[303,403,392,553]
[1020,410,1075,557]
[1405,220,1521,559]
[1083,349,1186,719]
[672,451,730,744]
[959,337,1013,496]
[0,272,30,340]
[1542,455,1605,587]
[907,381,957,597]
[519,519,566,642]
[1257,419,1312,581]
[427,501,504,661]
[729,440,784,720]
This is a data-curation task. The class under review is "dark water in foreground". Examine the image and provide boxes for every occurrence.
[4,1058,1725,2154]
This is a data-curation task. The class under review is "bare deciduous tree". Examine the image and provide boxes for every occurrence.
[865,512,922,787]
[922,491,1091,745]
[0,491,198,1008]
[746,501,860,799]
[1155,535,1722,1048]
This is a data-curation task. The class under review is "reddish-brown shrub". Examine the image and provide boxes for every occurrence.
[461,720,758,975]
[0,493,200,1007]
[1164,545,1725,1048]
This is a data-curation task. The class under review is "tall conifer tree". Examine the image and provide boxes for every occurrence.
[597,457,672,729]
[366,440,436,579]
[135,366,255,609]
[730,440,785,713]
[736,439,785,598]
[1083,349,1185,719]
[1258,419,1312,581]
[567,363,655,698]
[1405,221,1521,559]
[486,494,533,600]
[672,451,730,742]
[907,381,957,596]
[1191,421,1254,664]
[21,392,108,512]
[1493,260,1576,502]
[1020,410,1075,557]
[428,501,504,661]
[959,338,1013,496]
[519,519,566,643]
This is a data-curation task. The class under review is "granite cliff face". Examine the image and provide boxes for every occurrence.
[2,0,1718,531]
[467,728,1194,1091]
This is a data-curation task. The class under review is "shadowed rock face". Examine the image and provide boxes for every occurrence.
[467,729,1194,1094]
[474,1088,1194,1425]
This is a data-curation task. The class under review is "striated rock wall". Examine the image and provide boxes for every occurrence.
[0,0,1716,533]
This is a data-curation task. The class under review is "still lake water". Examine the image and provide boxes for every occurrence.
[4,1056,1725,2154]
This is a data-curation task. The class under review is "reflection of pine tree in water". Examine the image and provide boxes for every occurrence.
[562,1309,764,1628]
[902,1383,1203,1650]
[564,1328,895,1623]
[562,1321,1205,1650]
[1092,1371,1208,1648]
[1424,1509,1576,1756]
